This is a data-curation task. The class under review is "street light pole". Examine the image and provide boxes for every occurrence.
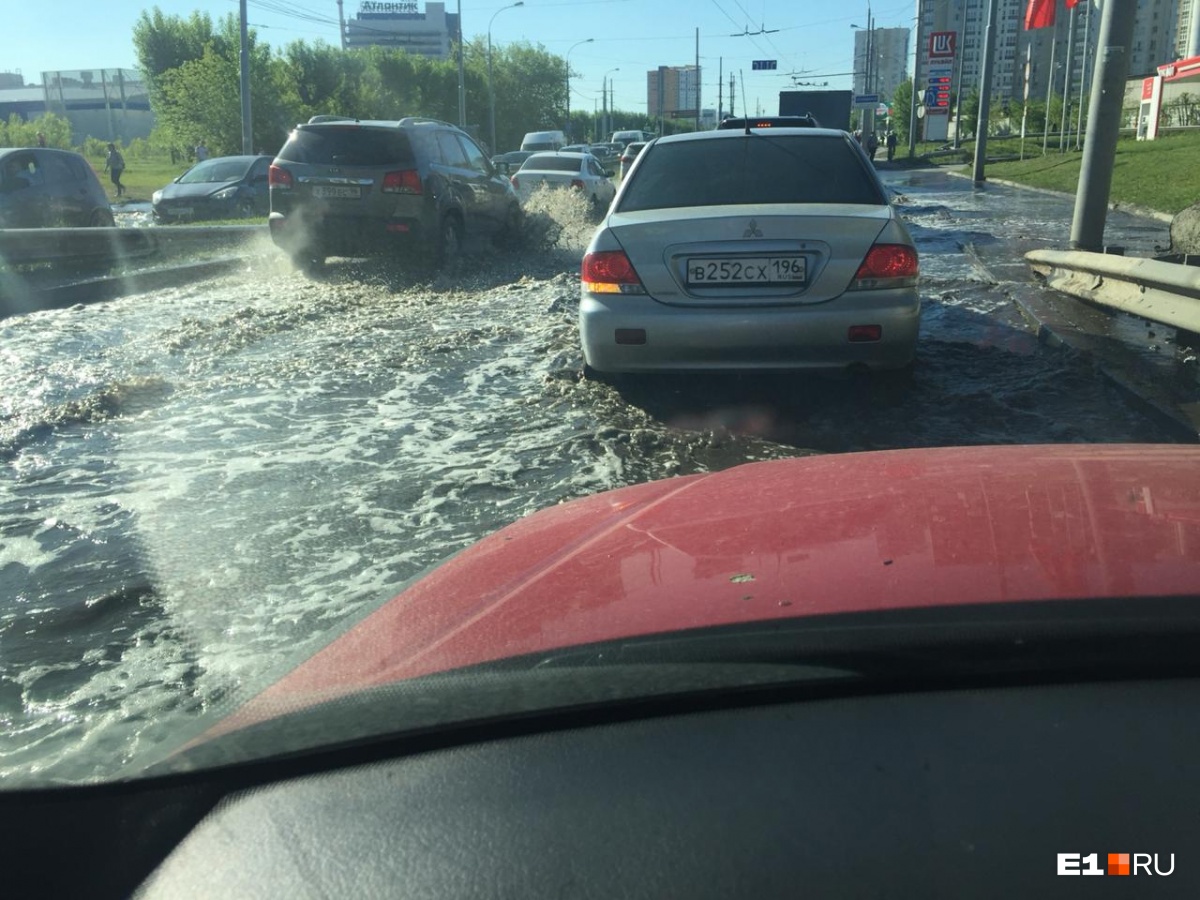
[488,1,524,155]
[456,0,466,127]
[566,38,594,140]
[602,68,619,138]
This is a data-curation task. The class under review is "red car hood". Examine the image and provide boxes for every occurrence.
[216,444,1200,733]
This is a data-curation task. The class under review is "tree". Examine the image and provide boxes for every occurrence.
[891,80,914,145]
[132,8,227,101]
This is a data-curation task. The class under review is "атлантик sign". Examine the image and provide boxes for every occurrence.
[360,1,419,12]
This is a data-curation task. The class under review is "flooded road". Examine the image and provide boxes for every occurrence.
[0,169,1187,783]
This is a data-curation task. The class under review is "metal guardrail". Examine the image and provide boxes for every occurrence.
[1025,249,1200,336]
[0,225,264,267]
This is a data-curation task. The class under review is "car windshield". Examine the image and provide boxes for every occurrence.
[2,2,1198,794]
[176,157,253,183]
[617,135,885,211]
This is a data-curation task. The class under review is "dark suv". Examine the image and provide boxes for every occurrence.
[268,117,522,270]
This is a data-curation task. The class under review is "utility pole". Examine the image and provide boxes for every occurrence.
[1074,1,1093,150]
[1043,14,1059,155]
[729,73,735,117]
[718,57,723,122]
[952,0,968,149]
[337,0,346,50]
[456,0,466,127]
[1059,2,1076,152]
[1069,0,1137,250]
[970,0,996,185]
[239,0,252,154]
[908,0,921,157]
[695,28,700,132]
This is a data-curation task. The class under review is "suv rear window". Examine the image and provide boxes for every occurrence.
[277,127,414,167]
[521,156,583,172]
[616,135,884,212]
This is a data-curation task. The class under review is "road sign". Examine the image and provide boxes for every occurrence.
[854,94,879,107]
[752,60,777,71]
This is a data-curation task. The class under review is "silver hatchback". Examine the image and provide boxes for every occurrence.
[580,128,920,375]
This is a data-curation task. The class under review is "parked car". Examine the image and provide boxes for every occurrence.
[618,141,647,180]
[152,155,273,222]
[580,127,919,376]
[0,147,113,228]
[510,151,616,214]
[611,129,652,148]
[268,116,522,271]
[490,149,534,175]
[560,144,592,155]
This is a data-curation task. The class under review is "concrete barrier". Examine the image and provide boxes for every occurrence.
[0,225,264,266]
[1025,248,1200,335]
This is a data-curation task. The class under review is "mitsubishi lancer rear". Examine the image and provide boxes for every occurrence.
[579,128,920,375]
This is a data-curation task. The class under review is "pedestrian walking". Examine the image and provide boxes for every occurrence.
[886,130,898,162]
[195,140,209,162]
[866,132,878,160]
[104,142,126,198]
[36,132,46,148]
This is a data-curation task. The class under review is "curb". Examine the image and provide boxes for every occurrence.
[963,242,1199,440]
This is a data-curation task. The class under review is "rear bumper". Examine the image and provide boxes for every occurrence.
[580,289,920,373]
[268,211,428,256]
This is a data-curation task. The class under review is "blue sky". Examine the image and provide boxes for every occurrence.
[3,0,918,117]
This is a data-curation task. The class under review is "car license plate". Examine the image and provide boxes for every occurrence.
[687,256,806,286]
[311,185,361,199]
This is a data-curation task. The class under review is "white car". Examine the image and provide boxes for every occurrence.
[510,151,616,214]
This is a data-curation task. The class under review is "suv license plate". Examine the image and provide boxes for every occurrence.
[311,185,361,199]
[687,256,806,286]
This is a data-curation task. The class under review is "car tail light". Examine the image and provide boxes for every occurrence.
[382,169,422,194]
[510,174,519,189]
[570,179,585,190]
[848,324,883,342]
[582,250,646,295]
[850,244,919,290]
[268,165,293,189]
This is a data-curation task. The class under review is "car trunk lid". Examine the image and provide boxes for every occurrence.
[606,204,892,306]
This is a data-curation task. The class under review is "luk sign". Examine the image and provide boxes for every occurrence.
[929,31,956,57]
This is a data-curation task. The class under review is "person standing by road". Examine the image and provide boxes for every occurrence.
[36,132,46,148]
[865,131,878,161]
[886,130,897,162]
[195,140,209,162]
[104,142,126,198]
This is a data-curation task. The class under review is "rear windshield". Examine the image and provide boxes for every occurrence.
[521,142,559,152]
[617,134,884,211]
[521,156,583,173]
[277,127,414,167]
[178,158,253,184]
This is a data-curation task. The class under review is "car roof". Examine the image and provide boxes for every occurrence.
[527,151,589,158]
[656,127,850,145]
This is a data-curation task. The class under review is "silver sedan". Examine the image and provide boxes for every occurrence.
[579,128,920,375]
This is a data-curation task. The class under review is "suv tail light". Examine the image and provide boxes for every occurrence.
[510,174,519,189]
[382,169,422,194]
[570,179,585,191]
[582,250,646,295]
[268,165,293,189]
[850,244,919,290]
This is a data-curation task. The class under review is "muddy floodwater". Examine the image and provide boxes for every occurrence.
[0,170,1185,783]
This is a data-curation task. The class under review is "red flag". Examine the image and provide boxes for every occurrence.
[1065,0,1080,7]
[1025,0,1056,29]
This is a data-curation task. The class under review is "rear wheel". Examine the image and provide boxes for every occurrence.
[290,251,325,274]
[492,204,524,248]
[88,208,115,227]
[430,213,463,268]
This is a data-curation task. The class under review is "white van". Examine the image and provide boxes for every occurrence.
[520,130,567,152]
[610,130,650,148]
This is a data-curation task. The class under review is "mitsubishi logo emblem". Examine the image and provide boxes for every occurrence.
[743,219,763,238]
